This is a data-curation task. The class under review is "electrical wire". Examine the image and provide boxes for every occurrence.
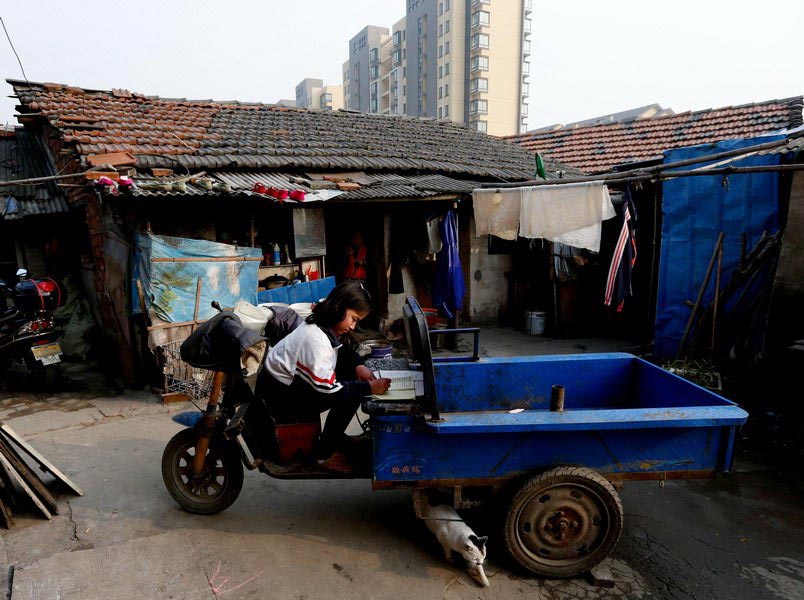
[0,16,44,113]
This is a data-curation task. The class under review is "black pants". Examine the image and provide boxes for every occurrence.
[258,372,360,457]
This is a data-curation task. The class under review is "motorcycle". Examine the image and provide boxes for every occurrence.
[0,268,64,386]
[160,301,371,515]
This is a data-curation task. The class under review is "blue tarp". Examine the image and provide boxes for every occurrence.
[133,233,261,323]
[653,136,783,358]
[256,277,336,305]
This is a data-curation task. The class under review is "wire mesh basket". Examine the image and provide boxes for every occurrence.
[159,339,213,400]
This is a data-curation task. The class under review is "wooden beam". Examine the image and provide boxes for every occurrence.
[0,451,51,520]
[0,423,84,496]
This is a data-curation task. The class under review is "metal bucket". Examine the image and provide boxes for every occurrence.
[525,311,547,335]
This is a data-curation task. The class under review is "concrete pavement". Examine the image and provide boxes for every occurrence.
[1,344,803,599]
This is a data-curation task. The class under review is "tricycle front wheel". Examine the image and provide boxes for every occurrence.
[503,466,623,578]
[161,428,244,515]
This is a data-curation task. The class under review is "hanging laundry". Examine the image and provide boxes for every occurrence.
[519,181,615,252]
[433,210,466,313]
[472,188,521,241]
[425,215,443,254]
[604,188,638,311]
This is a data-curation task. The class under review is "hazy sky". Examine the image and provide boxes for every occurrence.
[1,1,802,131]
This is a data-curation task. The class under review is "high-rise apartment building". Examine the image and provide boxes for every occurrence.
[295,78,344,111]
[346,26,391,113]
[343,0,531,135]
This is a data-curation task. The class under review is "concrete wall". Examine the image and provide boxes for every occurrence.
[467,214,511,323]
[770,170,804,345]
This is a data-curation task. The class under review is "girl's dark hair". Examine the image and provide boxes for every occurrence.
[306,280,372,328]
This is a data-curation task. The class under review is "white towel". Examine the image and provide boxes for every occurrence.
[472,188,521,241]
[519,182,615,252]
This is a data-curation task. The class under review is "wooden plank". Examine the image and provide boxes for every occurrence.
[191,277,202,334]
[150,257,262,263]
[161,392,191,405]
[0,437,60,513]
[0,457,18,513]
[0,451,51,520]
[0,423,84,497]
[0,490,12,529]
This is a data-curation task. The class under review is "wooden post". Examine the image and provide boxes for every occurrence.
[710,245,723,352]
[191,277,202,333]
[250,215,256,248]
[677,232,725,359]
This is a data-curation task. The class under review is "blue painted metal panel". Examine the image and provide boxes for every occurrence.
[372,353,747,483]
[373,416,728,482]
[256,276,336,305]
[424,405,747,434]
[654,135,783,358]
[434,353,636,412]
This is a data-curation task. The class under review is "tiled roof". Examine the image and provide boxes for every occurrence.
[507,97,804,174]
[0,129,68,220]
[8,79,570,181]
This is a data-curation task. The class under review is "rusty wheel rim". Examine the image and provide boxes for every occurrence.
[514,482,611,566]
[175,445,228,502]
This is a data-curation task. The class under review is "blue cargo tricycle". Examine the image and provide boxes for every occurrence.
[162,297,748,578]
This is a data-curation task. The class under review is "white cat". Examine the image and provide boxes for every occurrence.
[419,498,490,587]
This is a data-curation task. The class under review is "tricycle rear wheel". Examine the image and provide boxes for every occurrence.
[161,428,244,515]
[503,466,623,578]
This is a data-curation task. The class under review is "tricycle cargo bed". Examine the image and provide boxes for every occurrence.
[372,353,747,488]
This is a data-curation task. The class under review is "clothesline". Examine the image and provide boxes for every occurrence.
[481,163,804,191]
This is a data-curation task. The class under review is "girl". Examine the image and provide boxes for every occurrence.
[263,281,391,472]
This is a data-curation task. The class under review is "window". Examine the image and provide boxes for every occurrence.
[445,83,449,96]
[470,99,488,114]
[438,107,443,118]
[445,19,450,33]
[439,24,443,37]
[524,18,531,32]
[370,48,379,62]
[445,0,450,9]
[444,104,449,117]
[521,103,528,116]
[439,2,443,15]
[471,56,489,71]
[320,93,333,106]
[439,86,443,99]
[438,45,443,58]
[523,40,531,54]
[393,50,402,65]
[370,65,379,79]
[522,82,529,95]
[445,41,450,54]
[470,77,489,92]
[523,61,530,74]
[444,62,450,76]
[471,11,490,27]
[473,120,488,133]
[393,31,403,45]
[471,33,489,49]
[438,65,443,78]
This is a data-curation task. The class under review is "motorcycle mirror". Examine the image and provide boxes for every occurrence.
[16,268,27,278]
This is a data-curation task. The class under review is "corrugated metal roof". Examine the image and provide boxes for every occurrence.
[129,170,472,203]
[0,129,68,220]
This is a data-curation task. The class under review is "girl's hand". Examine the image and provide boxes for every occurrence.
[355,365,375,382]
[370,378,392,395]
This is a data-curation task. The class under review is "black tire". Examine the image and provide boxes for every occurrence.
[161,428,244,515]
[26,359,61,390]
[502,466,624,578]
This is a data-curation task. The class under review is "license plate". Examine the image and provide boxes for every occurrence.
[32,343,62,365]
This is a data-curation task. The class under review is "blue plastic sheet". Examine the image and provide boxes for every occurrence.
[256,277,336,305]
[432,210,466,313]
[653,136,782,358]
[132,233,261,323]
